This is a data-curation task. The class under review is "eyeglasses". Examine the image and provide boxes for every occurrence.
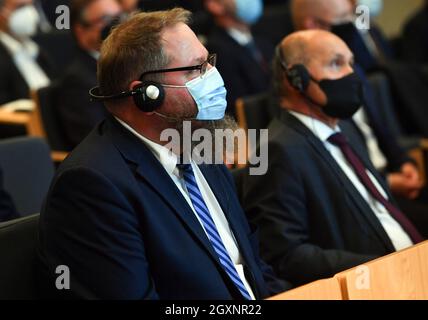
[140,53,217,80]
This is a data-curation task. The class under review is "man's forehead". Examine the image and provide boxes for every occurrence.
[162,23,207,65]
[309,35,352,59]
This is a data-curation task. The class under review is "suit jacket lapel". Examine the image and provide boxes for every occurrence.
[280,111,395,251]
[104,116,224,266]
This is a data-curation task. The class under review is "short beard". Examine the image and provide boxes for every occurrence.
[174,114,240,164]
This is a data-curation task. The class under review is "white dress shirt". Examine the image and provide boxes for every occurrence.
[115,117,256,299]
[352,108,388,171]
[227,28,253,46]
[289,111,413,251]
[0,31,50,91]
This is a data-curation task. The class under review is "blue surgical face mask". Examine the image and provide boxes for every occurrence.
[235,0,263,25]
[162,67,227,121]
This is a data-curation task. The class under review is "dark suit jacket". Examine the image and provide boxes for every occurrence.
[57,49,108,148]
[402,4,428,64]
[37,115,287,299]
[0,41,53,105]
[242,109,396,286]
[354,65,411,172]
[206,26,274,116]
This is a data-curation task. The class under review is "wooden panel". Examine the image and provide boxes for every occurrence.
[335,241,428,300]
[267,278,343,300]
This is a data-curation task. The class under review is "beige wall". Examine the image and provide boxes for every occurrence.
[374,0,425,38]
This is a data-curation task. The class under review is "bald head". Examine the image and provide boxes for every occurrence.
[291,0,353,31]
[273,30,353,97]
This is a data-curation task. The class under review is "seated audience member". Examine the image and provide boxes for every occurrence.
[401,0,428,64]
[291,0,428,219]
[204,0,274,116]
[0,0,53,105]
[38,9,288,299]
[57,0,121,149]
[291,0,392,72]
[243,30,425,286]
[0,168,18,222]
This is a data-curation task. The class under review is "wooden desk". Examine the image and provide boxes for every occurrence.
[335,241,428,300]
[267,278,343,300]
[0,109,44,137]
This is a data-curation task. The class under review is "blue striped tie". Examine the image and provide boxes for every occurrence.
[178,163,252,300]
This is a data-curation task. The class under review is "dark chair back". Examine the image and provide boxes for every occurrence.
[0,214,39,299]
[0,137,54,216]
[236,92,278,131]
[36,82,71,151]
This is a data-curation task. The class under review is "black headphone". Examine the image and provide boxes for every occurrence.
[276,45,312,93]
[89,81,165,112]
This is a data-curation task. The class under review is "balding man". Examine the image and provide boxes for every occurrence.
[242,30,424,286]
[291,0,426,216]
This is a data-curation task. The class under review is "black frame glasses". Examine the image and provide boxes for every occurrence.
[140,53,217,80]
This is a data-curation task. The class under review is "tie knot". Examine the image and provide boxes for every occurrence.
[328,132,348,147]
[177,163,193,174]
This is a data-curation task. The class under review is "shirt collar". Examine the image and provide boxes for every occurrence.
[0,31,38,58]
[226,28,253,46]
[114,116,179,175]
[288,110,341,142]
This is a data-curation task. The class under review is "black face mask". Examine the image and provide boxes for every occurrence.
[310,72,364,119]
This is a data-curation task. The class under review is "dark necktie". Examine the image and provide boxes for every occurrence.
[328,132,424,244]
[177,163,252,300]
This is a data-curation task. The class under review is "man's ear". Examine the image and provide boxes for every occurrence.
[129,80,142,91]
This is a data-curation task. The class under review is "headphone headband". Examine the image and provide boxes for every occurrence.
[89,86,135,101]
[88,81,165,112]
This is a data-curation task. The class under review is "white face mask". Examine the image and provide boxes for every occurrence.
[8,5,40,38]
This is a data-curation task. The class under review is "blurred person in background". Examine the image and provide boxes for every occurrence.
[204,0,274,117]
[0,0,53,105]
[57,0,122,149]
[117,0,138,14]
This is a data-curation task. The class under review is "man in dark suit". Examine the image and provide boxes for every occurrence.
[57,0,121,148]
[38,8,287,299]
[204,0,274,117]
[291,0,426,214]
[0,0,54,105]
[242,30,424,286]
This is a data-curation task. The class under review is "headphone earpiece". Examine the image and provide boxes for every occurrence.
[286,64,311,93]
[131,81,165,112]
[89,80,165,112]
